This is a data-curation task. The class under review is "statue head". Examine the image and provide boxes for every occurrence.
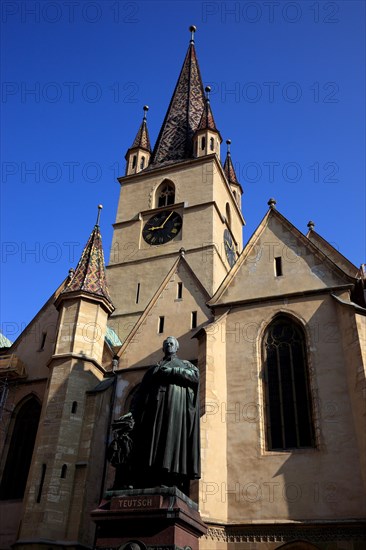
[163,336,179,357]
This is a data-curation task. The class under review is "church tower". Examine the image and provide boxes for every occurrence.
[15,209,115,549]
[107,27,245,345]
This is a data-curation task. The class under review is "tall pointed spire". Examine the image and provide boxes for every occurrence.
[223,139,240,184]
[151,25,206,165]
[61,206,113,308]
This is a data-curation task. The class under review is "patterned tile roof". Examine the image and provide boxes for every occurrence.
[62,224,113,305]
[197,99,219,132]
[130,118,151,152]
[151,42,206,165]
[223,152,240,185]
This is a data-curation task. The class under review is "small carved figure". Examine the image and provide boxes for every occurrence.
[107,412,135,489]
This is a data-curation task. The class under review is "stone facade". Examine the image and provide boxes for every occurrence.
[0,33,365,550]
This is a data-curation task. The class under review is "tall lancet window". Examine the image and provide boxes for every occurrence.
[156,180,175,208]
[263,316,315,451]
[0,396,41,499]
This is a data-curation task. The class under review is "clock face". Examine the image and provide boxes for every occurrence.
[143,210,183,245]
[224,229,236,267]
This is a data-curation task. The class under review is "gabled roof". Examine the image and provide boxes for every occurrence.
[61,224,113,308]
[127,117,151,155]
[306,227,359,278]
[209,205,355,307]
[117,252,211,360]
[151,41,206,165]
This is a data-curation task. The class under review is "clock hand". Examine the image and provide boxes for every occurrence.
[225,240,234,251]
[160,211,174,228]
[148,212,174,231]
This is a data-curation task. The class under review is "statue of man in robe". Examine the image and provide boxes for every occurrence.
[130,336,200,495]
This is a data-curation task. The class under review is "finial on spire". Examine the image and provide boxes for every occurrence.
[268,198,277,209]
[226,139,232,155]
[189,25,196,43]
[143,105,149,120]
[205,85,211,101]
[307,220,315,231]
[96,204,103,226]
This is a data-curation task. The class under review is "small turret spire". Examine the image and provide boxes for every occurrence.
[128,107,151,152]
[60,211,113,309]
[223,139,239,184]
[125,106,152,175]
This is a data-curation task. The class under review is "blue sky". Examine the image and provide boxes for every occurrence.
[1,0,365,341]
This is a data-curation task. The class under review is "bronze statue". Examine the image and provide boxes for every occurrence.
[108,336,200,496]
[107,412,134,489]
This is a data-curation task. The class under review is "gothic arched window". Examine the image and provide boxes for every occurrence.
[263,316,315,451]
[0,396,41,500]
[140,156,145,170]
[156,180,175,208]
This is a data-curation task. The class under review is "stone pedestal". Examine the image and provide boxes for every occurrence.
[91,487,207,550]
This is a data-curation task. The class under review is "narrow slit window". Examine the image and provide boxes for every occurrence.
[36,464,46,503]
[71,401,77,414]
[201,136,206,150]
[136,283,140,304]
[191,311,197,329]
[158,316,165,334]
[132,155,137,169]
[210,137,214,151]
[274,256,283,277]
[60,464,67,479]
[39,332,47,351]
[177,282,183,300]
[140,156,145,170]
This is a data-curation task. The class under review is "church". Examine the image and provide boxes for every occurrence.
[0,27,365,550]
